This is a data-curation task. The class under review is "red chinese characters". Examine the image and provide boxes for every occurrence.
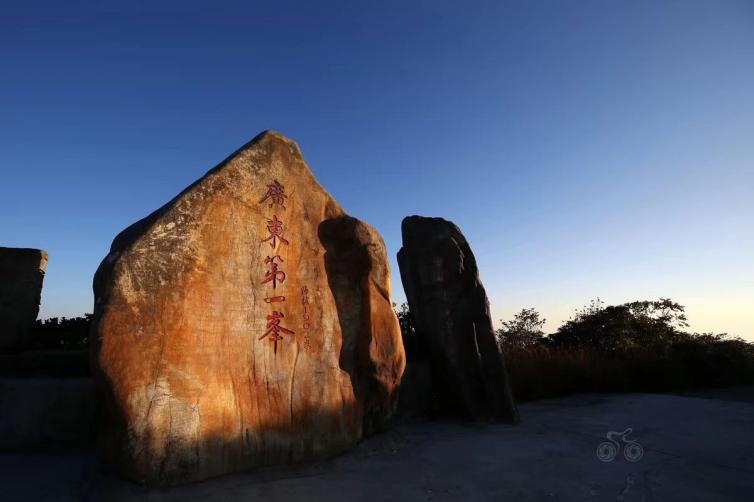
[262,255,285,289]
[259,311,294,353]
[259,180,288,209]
[301,286,311,350]
[258,181,294,353]
[261,216,289,249]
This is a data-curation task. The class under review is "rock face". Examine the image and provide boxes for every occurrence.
[91,131,405,485]
[397,216,518,422]
[0,247,47,351]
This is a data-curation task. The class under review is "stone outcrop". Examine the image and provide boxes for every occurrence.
[0,247,47,351]
[397,216,518,422]
[91,131,405,485]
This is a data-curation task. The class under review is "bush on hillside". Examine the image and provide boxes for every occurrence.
[395,299,754,403]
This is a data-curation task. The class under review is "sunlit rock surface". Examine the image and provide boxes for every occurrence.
[397,216,518,422]
[0,247,47,351]
[91,131,405,485]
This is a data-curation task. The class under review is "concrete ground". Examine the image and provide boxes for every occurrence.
[2,390,753,501]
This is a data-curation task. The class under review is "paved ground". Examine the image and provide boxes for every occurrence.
[675,386,754,404]
[3,390,754,501]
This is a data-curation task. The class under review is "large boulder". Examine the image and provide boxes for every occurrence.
[91,131,405,485]
[0,247,47,351]
[397,216,518,422]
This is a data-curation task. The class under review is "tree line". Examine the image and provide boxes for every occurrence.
[395,298,754,401]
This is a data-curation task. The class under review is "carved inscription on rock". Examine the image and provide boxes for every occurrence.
[91,131,405,485]
[257,180,294,353]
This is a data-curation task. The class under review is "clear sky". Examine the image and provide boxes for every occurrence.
[2,1,753,338]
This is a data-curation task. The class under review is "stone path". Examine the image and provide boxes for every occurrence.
[3,390,753,501]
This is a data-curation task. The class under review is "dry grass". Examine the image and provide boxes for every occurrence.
[503,338,754,402]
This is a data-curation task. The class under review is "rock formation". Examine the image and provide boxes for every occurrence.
[91,131,405,485]
[0,247,47,351]
[397,216,518,422]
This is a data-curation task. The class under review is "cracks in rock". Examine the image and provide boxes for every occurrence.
[289,345,299,429]
[144,304,171,423]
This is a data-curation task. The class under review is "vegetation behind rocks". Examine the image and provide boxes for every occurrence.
[28,314,92,351]
[396,298,754,402]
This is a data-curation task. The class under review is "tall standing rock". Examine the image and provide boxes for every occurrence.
[91,131,405,485]
[0,247,47,351]
[397,216,518,422]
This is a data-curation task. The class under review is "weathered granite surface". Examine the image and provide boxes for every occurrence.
[91,131,405,485]
[397,216,518,422]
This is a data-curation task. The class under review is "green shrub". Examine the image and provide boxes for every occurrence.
[395,299,754,403]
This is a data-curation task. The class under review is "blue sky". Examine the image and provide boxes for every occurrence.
[2,1,753,338]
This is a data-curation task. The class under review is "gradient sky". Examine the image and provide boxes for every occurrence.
[2,1,753,338]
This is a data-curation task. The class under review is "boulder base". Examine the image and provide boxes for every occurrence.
[92,131,405,485]
[397,216,518,422]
